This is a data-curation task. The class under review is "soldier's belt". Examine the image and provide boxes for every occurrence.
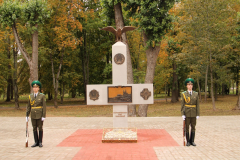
[185,105,196,107]
[32,106,43,109]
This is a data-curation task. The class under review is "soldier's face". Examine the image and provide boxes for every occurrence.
[187,84,193,91]
[33,86,39,93]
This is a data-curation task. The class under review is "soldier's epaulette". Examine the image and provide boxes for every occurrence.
[30,93,33,95]
[40,93,45,95]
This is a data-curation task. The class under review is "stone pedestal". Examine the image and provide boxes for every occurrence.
[113,105,128,128]
[87,42,153,143]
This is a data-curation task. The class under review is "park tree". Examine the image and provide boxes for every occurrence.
[40,0,83,108]
[0,0,50,92]
[177,0,238,110]
[73,0,111,102]
[234,12,240,109]
[125,0,176,116]
[0,27,12,101]
[154,40,172,101]
[166,38,182,103]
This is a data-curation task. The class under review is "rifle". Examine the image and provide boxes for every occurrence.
[183,120,186,146]
[26,121,29,147]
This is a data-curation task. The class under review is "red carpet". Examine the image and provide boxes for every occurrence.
[57,129,179,160]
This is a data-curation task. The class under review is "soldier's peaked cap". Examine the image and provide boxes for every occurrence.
[31,80,42,88]
[184,78,194,86]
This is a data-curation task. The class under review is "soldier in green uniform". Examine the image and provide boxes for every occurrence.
[26,80,46,148]
[181,78,200,146]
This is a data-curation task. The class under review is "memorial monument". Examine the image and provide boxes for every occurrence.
[87,26,153,143]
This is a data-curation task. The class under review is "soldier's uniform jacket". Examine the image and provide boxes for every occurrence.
[26,93,46,119]
[181,91,200,117]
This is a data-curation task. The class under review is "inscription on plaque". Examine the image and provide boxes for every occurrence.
[140,88,151,100]
[89,89,99,101]
[114,53,125,65]
[114,112,127,117]
[108,86,132,103]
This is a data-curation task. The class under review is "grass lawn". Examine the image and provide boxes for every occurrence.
[0,95,239,117]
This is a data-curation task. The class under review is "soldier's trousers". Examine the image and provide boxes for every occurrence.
[31,118,43,132]
[185,117,196,132]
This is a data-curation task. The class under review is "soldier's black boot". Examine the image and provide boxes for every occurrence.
[39,131,43,147]
[31,131,39,147]
[186,132,191,146]
[190,132,196,146]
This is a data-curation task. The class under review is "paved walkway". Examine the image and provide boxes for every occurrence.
[0,116,240,160]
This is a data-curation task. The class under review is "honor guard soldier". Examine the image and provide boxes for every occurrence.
[181,78,200,146]
[26,80,46,147]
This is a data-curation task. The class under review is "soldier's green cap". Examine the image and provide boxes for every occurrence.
[184,78,194,86]
[31,80,42,89]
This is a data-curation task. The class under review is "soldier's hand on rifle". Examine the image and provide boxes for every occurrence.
[41,117,45,121]
[182,115,186,120]
[26,117,29,122]
[196,116,199,119]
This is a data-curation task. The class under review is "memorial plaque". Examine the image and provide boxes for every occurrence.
[108,86,132,103]
[114,53,125,65]
[140,88,151,100]
[89,89,99,101]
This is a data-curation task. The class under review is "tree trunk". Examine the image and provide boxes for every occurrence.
[61,82,65,104]
[197,77,201,102]
[6,79,11,102]
[51,49,64,108]
[12,23,38,93]
[204,65,208,102]
[178,80,180,97]
[114,2,136,117]
[171,62,178,103]
[138,33,160,117]
[51,53,58,108]
[165,84,167,102]
[54,89,58,107]
[30,27,39,85]
[222,84,224,95]
[6,48,11,102]
[13,48,19,109]
[236,68,239,95]
[72,89,76,98]
[232,80,234,95]
[215,81,218,101]
[81,30,87,103]
[168,87,170,97]
[236,65,240,109]
[209,55,216,110]
[48,92,52,100]
[236,90,240,110]
[10,81,14,100]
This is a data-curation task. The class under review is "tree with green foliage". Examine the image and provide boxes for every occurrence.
[177,0,238,110]
[233,12,240,109]
[0,0,50,92]
[125,0,176,116]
